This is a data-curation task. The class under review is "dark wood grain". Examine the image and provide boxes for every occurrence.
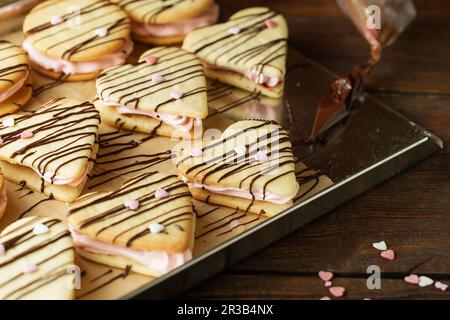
[182,0,450,299]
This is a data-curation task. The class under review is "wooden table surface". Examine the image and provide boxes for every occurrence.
[182,0,450,300]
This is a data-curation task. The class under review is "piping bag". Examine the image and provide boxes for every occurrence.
[309,0,416,140]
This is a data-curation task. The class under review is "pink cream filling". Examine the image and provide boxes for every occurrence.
[33,162,93,187]
[0,71,29,103]
[131,3,219,38]
[104,102,202,133]
[202,61,281,88]
[22,39,134,75]
[70,229,192,274]
[181,176,299,205]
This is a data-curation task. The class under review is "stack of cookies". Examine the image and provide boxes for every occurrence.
[0,0,295,300]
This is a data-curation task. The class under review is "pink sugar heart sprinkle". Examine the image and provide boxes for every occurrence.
[329,286,346,298]
[171,90,183,100]
[0,243,5,256]
[404,274,419,285]
[155,189,169,199]
[380,249,395,260]
[151,73,165,83]
[50,15,63,25]
[229,26,241,35]
[124,199,140,211]
[435,281,448,291]
[144,55,158,65]
[265,19,277,28]
[254,150,268,162]
[325,281,332,287]
[191,147,203,157]
[22,261,38,274]
[318,271,334,282]
[20,130,34,139]
[320,296,331,300]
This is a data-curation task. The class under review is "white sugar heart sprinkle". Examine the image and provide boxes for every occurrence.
[435,281,448,291]
[22,261,38,274]
[20,130,34,139]
[229,26,241,35]
[155,189,169,199]
[265,19,277,29]
[254,150,268,162]
[95,27,108,37]
[418,276,433,287]
[144,55,157,65]
[171,90,183,100]
[320,296,331,300]
[191,147,203,157]
[2,118,15,127]
[325,281,332,287]
[124,199,140,211]
[148,223,165,234]
[372,241,387,251]
[50,15,63,25]
[0,243,5,256]
[234,145,247,156]
[266,76,280,88]
[151,73,164,83]
[32,223,49,235]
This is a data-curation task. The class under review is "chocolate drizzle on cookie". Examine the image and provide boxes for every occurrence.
[0,216,75,300]
[184,7,287,80]
[69,171,194,249]
[113,0,198,24]
[178,119,296,213]
[97,46,207,112]
[0,41,29,86]
[24,0,130,60]
[0,97,100,193]
[88,125,173,189]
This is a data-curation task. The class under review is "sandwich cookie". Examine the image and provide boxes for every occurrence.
[22,0,133,81]
[0,171,6,220]
[68,171,195,277]
[0,40,32,116]
[95,47,208,139]
[0,0,40,20]
[0,216,76,300]
[0,97,100,202]
[177,119,299,216]
[111,0,219,45]
[183,7,288,98]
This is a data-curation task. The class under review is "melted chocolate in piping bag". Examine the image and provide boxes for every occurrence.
[310,0,416,139]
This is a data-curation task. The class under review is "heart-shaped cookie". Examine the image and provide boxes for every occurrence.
[95,46,208,139]
[109,0,219,45]
[177,119,298,216]
[68,171,195,277]
[183,7,288,98]
[0,97,100,202]
[22,0,133,81]
[0,216,76,300]
[0,40,32,116]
